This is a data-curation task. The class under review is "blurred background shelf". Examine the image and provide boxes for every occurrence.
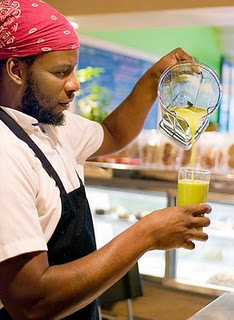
[85,161,234,196]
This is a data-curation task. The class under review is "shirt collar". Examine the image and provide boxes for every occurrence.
[0,106,39,132]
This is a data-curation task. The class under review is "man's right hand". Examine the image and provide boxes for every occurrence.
[138,203,211,251]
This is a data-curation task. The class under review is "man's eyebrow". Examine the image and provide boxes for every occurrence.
[51,62,77,70]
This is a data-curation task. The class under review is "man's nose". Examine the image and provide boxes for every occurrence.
[65,71,80,93]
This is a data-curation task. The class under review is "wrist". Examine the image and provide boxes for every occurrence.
[130,217,154,254]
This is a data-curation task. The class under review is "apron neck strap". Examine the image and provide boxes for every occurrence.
[0,108,67,197]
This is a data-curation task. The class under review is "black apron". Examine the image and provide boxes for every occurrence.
[0,108,99,320]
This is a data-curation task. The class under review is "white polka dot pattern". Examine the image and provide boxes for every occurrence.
[29,28,37,34]
[41,47,52,51]
[0,0,80,59]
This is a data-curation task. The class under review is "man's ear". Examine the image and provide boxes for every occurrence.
[5,58,26,86]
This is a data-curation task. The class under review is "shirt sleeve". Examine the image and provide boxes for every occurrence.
[61,111,104,164]
[0,140,47,262]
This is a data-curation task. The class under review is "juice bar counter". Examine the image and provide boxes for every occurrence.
[189,292,234,319]
[84,162,234,296]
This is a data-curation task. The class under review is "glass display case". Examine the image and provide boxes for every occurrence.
[170,200,234,293]
[85,163,234,295]
[86,186,167,278]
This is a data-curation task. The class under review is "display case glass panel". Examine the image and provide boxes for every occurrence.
[86,186,168,277]
[176,200,234,292]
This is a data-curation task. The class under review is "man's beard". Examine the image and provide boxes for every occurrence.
[21,73,65,126]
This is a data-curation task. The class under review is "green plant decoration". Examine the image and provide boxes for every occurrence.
[76,66,112,122]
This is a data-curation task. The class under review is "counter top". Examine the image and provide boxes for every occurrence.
[188,293,234,319]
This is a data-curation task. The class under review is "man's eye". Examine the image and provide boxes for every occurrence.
[56,71,66,76]
[55,70,68,77]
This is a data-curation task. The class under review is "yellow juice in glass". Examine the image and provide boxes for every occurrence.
[177,167,210,231]
[177,179,209,206]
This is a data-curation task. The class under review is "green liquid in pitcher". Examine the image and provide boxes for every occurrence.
[171,106,206,167]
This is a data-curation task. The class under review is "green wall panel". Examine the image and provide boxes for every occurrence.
[81,26,221,75]
[80,26,222,124]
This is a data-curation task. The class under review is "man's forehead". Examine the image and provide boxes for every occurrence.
[35,49,79,65]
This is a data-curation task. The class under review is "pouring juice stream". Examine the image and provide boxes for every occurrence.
[173,106,210,212]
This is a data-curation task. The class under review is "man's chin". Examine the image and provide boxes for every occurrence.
[38,111,65,126]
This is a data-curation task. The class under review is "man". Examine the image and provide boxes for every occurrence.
[0,1,211,319]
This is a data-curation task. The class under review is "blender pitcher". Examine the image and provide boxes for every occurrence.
[157,61,222,149]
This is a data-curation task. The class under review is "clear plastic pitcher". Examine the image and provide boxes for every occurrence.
[158,61,222,149]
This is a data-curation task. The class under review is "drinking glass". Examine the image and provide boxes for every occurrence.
[177,167,211,230]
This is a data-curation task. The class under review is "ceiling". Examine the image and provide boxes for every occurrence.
[45,1,234,57]
[45,1,234,16]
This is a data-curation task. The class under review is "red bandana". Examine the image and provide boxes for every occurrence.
[0,0,80,59]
